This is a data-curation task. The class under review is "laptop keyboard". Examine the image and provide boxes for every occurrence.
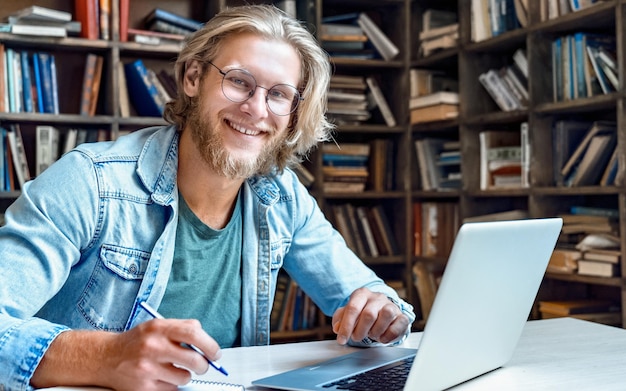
[321,356,414,391]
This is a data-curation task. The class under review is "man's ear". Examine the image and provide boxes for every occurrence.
[183,60,201,97]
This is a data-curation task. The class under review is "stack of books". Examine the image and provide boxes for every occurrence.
[143,8,203,36]
[479,126,530,190]
[327,75,370,125]
[552,33,617,102]
[322,143,370,193]
[478,48,529,112]
[2,5,80,37]
[409,91,459,125]
[320,12,399,61]
[418,9,458,57]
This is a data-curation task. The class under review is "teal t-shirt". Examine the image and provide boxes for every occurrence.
[158,192,242,348]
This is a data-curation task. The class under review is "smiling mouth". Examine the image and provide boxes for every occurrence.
[227,119,264,136]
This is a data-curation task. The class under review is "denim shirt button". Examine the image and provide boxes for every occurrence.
[259,280,267,291]
[129,263,138,274]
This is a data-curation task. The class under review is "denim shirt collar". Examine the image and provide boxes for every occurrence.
[135,125,179,206]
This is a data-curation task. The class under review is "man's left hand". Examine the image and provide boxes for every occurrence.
[331,287,410,345]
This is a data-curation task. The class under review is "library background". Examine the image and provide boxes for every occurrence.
[0,0,624,342]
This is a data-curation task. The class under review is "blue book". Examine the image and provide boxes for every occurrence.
[574,33,587,99]
[36,52,56,114]
[323,154,368,166]
[5,48,16,113]
[20,51,34,113]
[32,53,44,113]
[124,59,163,117]
[145,8,203,32]
[49,54,59,114]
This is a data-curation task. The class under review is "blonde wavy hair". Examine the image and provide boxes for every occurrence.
[164,4,334,171]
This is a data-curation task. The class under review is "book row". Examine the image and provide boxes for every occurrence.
[0,124,105,192]
[327,74,396,127]
[1,4,203,43]
[270,273,320,333]
[552,32,617,102]
[0,46,59,115]
[322,140,395,193]
[330,203,399,258]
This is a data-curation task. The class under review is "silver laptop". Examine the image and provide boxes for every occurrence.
[252,218,563,391]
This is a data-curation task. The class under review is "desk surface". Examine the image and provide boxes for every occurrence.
[43,318,626,390]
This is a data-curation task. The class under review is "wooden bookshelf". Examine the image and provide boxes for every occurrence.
[4,0,626,338]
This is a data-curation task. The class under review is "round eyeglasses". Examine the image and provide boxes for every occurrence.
[208,61,303,116]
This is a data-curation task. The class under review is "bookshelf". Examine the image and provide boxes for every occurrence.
[3,0,626,339]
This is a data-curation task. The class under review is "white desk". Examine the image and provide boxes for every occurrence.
[43,318,626,390]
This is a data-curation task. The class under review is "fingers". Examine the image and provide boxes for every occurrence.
[332,288,408,345]
[107,318,220,389]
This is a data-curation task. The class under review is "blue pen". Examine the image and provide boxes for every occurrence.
[138,301,229,376]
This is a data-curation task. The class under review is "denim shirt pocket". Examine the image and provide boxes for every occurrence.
[270,239,291,270]
[78,244,150,331]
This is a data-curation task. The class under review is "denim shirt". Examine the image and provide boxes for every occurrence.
[0,125,415,390]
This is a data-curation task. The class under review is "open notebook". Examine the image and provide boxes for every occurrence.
[252,217,563,391]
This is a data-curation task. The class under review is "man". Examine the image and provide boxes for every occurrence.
[0,5,414,390]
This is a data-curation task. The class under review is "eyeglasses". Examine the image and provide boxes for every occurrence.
[207,61,303,116]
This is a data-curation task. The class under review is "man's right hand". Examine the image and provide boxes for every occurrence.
[31,318,222,391]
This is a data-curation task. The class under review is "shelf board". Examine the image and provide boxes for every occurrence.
[323,190,405,199]
[534,93,619,115]
[532,1,617,34]
[334,123,405,133]
[0,112,115,126]
[330,57,403,69]
[464,110,528,125]
[0,33,111,52]
[545,272,624,287]
[411,190,460,199]
[533,186,621,196]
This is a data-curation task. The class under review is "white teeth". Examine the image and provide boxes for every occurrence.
[229,120,261,136]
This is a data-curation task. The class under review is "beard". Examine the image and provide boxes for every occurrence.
[186,100,288,179]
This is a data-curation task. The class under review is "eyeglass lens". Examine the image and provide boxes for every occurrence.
[221,69,300,116]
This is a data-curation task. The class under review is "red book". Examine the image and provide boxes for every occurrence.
[119,0,129,42]
[75,0,99,39]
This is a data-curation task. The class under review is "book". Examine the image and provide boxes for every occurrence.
[117,62,130,117]
[365,77,396,127]
[20,51,34,113]
[409,91,459,109]
[552,120,592,186]
[75,0,100,40]
[119,0,129,41]
[538,299,616,316]
[0,44,5,113]
[369,204,399,256]
[568,132,616,186]
[35,53,58,114]
[356,13,399,61]
[124,59,165,117]
[145,8,204,33]
[88,55,104,115]
[410,104,459,124]
[7,124,31,189]
[546,248,580,274]
[582,249,621,264]
[35,125,59,175]
[99,0,110,40]
[79,54,98,115]
[10,24,67,37]
[479,130,522,190]
[577,259,618,277]
[10,6,72,22]
[560,121,616,183]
